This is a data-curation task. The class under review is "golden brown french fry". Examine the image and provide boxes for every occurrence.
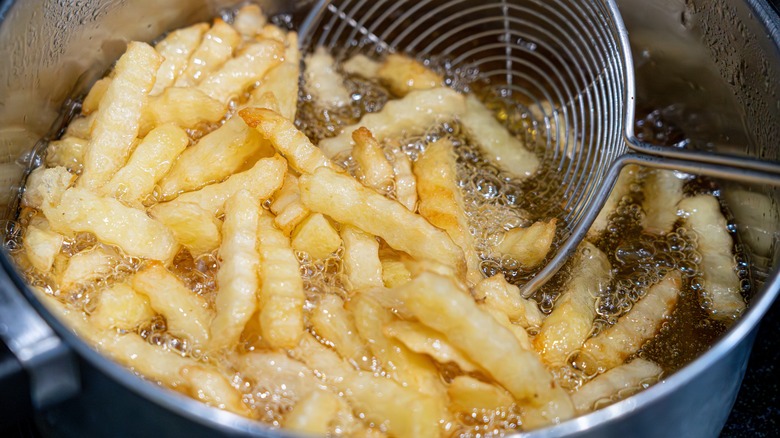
[175,19,240,88]
[678,195,746,321]
[269,174,310,236]
[642,169,685,234]
[157,117,271,200]
[310,294,370,369]
[379,251,412,288]
[141,87,226,135]
[341,226,383,290]
[210,190,261,350]
[239,107,339,174]
[304,46,351,108]
[82,78,112,114]
[132,262,213,346]
[150,23,209,95]
[79,42,162,191]
[60,246,120,290]
[571,358,662,414]
[101,123,189,204]
[579,272,681,372]
[383,320,480,372]
[257,208,305,349]
[415,137,482,284]
[318,87,467,159]
[90,282,155,331]
[284,389,341,434]
[23,221,64,273]
[233,4,267,39]
[376,53,442,96]
[291,213,342,260]
[495,219,557,269]
[22,166,75,210]
[45,137,87,173]
[473,274,543,328]
[352,127,394,193]
[447,376,514,413]
[535,242,611,366]
[179,365,251,416]
[391,148,417,211]
[152,202,221,256]
[299,167,465,275]
[587,164,639,241]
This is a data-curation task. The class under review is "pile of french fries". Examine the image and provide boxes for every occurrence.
[13,4,749,437]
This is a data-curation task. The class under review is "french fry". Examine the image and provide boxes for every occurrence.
[352,127,394,193]
[310,294,370,369]
[284,389,341,434]
[82,77,112,114]
[101,123,189,204]
[642,169,685,234]
[150,23,209,95]
[473,274,543,328]
[157,117,271,200]
[376,54,443,97]
[45,137,87,174]
[447,376,514,413]
[318,87,467,159]
[383,320,480,372]
[291,213,341,260]
[22,166,75,210]
[175,19,240,88]
[391,148,417,211]
[722,189,780,258]
[141,87,226,135]
[79,42,162,191]
[179,365,251,416]
[257,208,305,349]
[132,262,213,346]
[60,246,120,290]
[269,174,309,236]
[535,242,611,366]
[197,39,284,104]
[152,202,221,256]
[579,272,681,372]
[48,187,179,262]
[461,94,539,178]
[258,24,286,44]
[299,167,465,275]
[304,46,351,108]
[678,195,746,321]
[250,33,300,121]
[150,154,286,217]
[495,218,557,269]
[414,137,482,284]
[23,221,64,273]
[239,107,339,174]
[65,114,94,139]
[90,282,155,331]
[342,54,381,78]
[480,305,534,351]
[571,358,662,414]
[380,255,412,288]
[341,226,383,290]
[587,164,639,241]
[210,190,261,350]
[233,4,267,39]
[233,351,323,401]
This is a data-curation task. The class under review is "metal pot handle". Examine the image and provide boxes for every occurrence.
[0,264,80,425]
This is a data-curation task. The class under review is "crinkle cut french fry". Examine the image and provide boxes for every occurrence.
[495,218,557,269]
[678,195,746,321]
[250,36,300,122]
[587,164,639,241]
[642,169,685,234]
[284,389,341,435]
[150,23,209,96]
[376,53,443,97]
[197,38,284,104]
[179,365,251,416]
[481,305,534,351]
[152,202,221,257]
[342,54,381,78]
[210,190,261,350]
[23,221,64,273]
[82,77,112,114]
[572,358,662,414]
[448,375,514,413]
[473,274,543,328]
[579,272,681,372]
[270,174,309,236]
[101,123,189,204]
[79,42,162,191]
[257,208,305,349]
[383,320,480,372]
[233,351,323,402]
[65,114,94,139]
[233,4,267,39]
[304,46,351,108]
[318,87,467,159]
[45,137,87,174]
[341,226,383,290]
[391,148,417,211]
[291,213,342,260]
[310,294,370,369]
[150,154,286,218]
[461,93,540,178]
[132,262,213,346]
[90,282,155,331]
[352,127,394,193]
[722,189,780,258]
[49,188,179,262]
[60,245,120,290]
[535,242,611,366]
[414,137,482,284]
[175,19,240,88]
[157,117,271,200]
[239,107,339,174]
[299,167,465,275]
[141,87,226,136]
[22,166,75,210]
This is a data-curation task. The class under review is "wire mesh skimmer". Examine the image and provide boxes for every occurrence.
[298,0,780,296]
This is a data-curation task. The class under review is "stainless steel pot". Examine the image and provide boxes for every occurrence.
[0,0,778,436]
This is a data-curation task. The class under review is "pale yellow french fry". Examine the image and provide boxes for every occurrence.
[175,19,240,88]
[342,54,381,78]
[210,190,261,350]
[257,208,305,349]
[310,294,370,369]
[448,376,514,413]
[461,94,539,178]
[48,188,179,262]
[376,53,442,96]
[197,39,284,104]
[233,351,324,401]
[299,167,465,275]
[678,195,746,321]
[535,242,611,366]
[179,365,251,416]
[291,213,341,260]
[319,87,466,159]
[258,24,286,44]
[233,4,267,39]
[152,202,221,257]
[239,107,339,174]
[90,282,155,331]
[150,155,286,217]
[22,166,75,210]
[383,320,480,372]
[82,77,112,114]
[284,389,341,435]
[722,189,780,259]
[157,117,271,200]
[473,274,543,328]
[23,222,64,273]
[132,262,213,346]
[572,358,662,414]
[480,305,534,351]
[304,46,351,108]
[150,23,209,95]
[79,42,162,191]
[580,272,681,372]
[45,137,87,173]
[270,174,309,236]
[65,114,94,139]
[341,226,383,290]
[587,164,639,241]
[642,169,685,234]
[60,246,120,290]
[352,127,394,193]
[495,218,557,269]
[251,38,299,121]
[141,87,227,135]
[391,148,417,211]
[101,123,189,204]
[415,137,482,284]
